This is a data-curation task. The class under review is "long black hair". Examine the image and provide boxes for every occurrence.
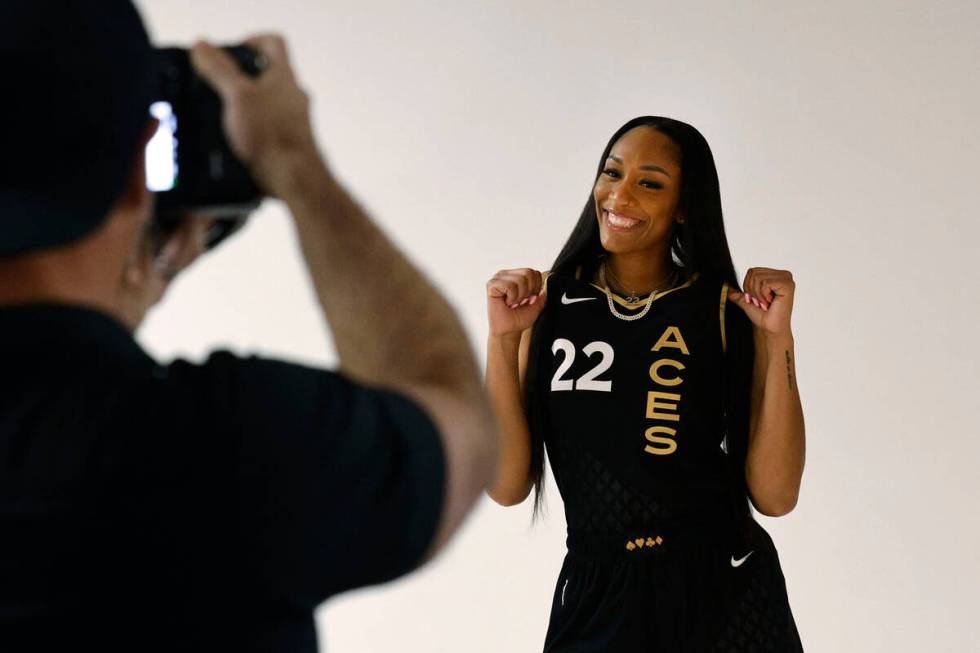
[524,116,743,519]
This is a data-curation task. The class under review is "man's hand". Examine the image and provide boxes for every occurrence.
[190,34,320,200]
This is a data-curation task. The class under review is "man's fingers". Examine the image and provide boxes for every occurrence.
[178,218,213,267]
[153,216,213,277]
[190,40,249,98]
[244,33,289,62]
[243,33,293,78]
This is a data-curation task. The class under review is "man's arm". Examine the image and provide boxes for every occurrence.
[190,34,496,559]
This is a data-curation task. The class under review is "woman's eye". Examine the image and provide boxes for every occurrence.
[602,168,620,178]
[641,181,663,190]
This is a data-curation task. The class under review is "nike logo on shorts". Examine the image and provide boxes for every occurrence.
[561,292,597,305]
[731,551,754,568]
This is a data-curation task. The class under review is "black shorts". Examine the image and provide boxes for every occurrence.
[543,521,803,652]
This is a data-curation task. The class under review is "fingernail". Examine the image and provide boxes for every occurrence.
[529,295,538,305]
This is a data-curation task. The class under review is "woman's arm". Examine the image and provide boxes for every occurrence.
[485,327,535,506]
[484,268,548,506]
[746,328,805,515]
[729,268,805,516]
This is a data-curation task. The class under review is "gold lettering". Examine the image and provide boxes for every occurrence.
[650,326,689,355]
[649,359,685,386]
[644,330,687,457]
[646,391,681,421]
[644,426,677,455]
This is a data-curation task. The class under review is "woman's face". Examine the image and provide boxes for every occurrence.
[592,126,683,256]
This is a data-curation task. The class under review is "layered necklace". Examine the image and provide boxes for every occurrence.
[598,259,678,322]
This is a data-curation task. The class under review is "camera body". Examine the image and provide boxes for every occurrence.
[145,45,266,249]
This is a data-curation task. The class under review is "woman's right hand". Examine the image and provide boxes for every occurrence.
[487,268,548,338]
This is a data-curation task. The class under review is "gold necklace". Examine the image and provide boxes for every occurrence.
[602,259,675,304]
[599,261,677,322]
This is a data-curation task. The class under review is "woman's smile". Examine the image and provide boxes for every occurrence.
[603,209,646,232]
[592,126,682,255]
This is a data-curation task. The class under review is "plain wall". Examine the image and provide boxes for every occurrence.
[134,1,980,651]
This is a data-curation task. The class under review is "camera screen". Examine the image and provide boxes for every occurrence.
[145,101,178,192]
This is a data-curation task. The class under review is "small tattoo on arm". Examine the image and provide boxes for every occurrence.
[785,350,794,390]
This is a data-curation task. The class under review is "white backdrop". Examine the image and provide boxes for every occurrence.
[135,1,980,651]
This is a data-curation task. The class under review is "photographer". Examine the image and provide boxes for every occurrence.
[0,1,496,651]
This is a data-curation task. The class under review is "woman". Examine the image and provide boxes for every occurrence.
[485,116,805,651]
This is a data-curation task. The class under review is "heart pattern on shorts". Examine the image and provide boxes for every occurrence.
[624,534,665,552]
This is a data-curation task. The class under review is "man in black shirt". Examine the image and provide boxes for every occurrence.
[0,2,497,651]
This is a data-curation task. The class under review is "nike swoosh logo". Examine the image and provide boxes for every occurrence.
[731,551,754,568]
[561,292,597,305]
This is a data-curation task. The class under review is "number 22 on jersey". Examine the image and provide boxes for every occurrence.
[550,338,614,392]
[548,326,690,456]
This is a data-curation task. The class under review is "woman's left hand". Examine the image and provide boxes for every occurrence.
[727,267,795,337]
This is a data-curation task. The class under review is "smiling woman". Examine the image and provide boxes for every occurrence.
[594,128,681,283]
[484,116,806,651]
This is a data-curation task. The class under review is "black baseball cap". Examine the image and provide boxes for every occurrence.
[0,0,155,256]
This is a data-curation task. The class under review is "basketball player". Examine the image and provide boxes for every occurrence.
[485,117,805,651]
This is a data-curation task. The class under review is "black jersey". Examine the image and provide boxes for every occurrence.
[536,266,743,530]
[530,265,803,652]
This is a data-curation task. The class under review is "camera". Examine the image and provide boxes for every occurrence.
[144,45,267,250]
